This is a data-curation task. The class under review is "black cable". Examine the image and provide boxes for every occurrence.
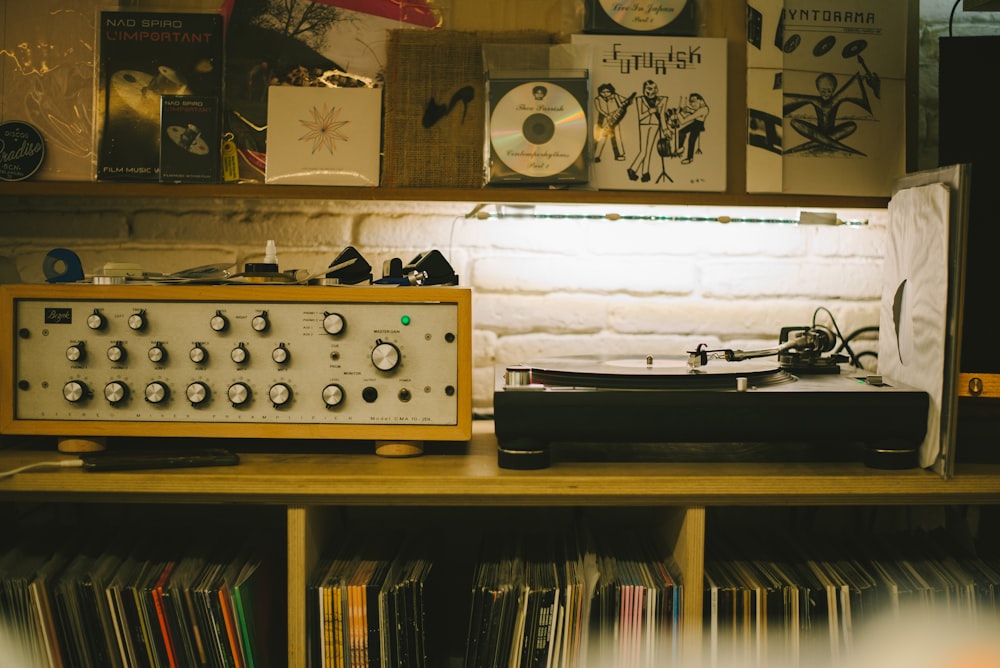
[812,306,865,368]
[838,325,881,368]
[949,0,961,37]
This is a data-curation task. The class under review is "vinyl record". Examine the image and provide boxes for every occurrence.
[489,81,587,179]
[597,0,691,33]
[514,354,792,390]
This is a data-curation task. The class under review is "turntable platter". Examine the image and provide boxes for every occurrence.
[513,354,793,390]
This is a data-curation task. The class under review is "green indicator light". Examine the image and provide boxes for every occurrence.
[401,315,411,326]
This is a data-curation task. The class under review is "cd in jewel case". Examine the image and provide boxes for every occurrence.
[485,76,590,185]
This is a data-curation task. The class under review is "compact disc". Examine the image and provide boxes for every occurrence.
[598,0,690,33]
[490,81,587,179]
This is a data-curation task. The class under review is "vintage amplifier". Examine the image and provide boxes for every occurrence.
[0,283,472,455]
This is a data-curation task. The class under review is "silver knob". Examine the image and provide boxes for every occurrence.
[228,382,251,406]
[231,344,249,365]
[271,344,290,365]
[104,381,129,405]
[322,383,344,407]
[86,310,106,330]
[209,311,228,332]
[127,311,147,331]
[186,381,210,405]
[189,344,208,364]
[66,343,86,363]
[269,383,292,407]
[371,340,400,372]
[145,382,169,404]
[63,380,89,403]
[323,312,346,335]
[148,344,167,364]
[107,343,127,363]
[251,312,269,332]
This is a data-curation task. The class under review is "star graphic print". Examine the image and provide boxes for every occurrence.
[298,103,350,154]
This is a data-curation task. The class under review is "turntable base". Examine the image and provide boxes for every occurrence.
[493,357,929,470]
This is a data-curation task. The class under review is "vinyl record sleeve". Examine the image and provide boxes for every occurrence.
[96,10,224,181]
[264,85,382,186]
[744,0,908,196]
[572,34,727,192]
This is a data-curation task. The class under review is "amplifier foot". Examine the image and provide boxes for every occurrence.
[58,437,107,453]
[375,440,424,457]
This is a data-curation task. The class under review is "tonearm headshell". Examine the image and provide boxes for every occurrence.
[687,325,847,374]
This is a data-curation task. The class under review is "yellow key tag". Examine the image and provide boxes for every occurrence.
[221,134,239,182]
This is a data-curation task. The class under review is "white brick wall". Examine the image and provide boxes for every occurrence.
[0,196,886,413]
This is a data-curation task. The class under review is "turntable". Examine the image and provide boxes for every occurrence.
[493,327,930,470]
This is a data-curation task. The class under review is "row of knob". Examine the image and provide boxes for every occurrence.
[58,379,418,408]
[62,339,402,371]
[83,309,348,335]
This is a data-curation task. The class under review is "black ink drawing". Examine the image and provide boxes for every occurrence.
[782,43,881,157]
[422,86,475,128]
[594,84,633,163]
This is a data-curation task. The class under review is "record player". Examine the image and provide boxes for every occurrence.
[493,325,930,470]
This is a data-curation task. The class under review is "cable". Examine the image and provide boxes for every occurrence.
[949,0,961,37]
[0,459,83,480]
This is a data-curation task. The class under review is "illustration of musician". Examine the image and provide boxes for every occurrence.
[593,83,632,163]
[672,92,709,164]
[627,79,670,182]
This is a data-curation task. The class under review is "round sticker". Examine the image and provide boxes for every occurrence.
[0,120,46,181]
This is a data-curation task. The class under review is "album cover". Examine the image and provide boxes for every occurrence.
[96,10,224,181]
[583,0,698,36]
[745,0,908,196]
[571,34,727,192]
[159,95,221,183]
[264,84,382,186]
[1,0,99,181]
[223,1,437,184]
[485,75,590,186]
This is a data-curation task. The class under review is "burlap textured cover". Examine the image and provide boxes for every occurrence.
[383,29,553,189]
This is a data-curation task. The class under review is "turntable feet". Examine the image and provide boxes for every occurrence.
[497,438,551,470]
[863,439,919,470]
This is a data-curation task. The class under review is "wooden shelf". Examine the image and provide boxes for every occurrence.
[2,421,996,506]
[0,179,890,210]
[4,421,998,668]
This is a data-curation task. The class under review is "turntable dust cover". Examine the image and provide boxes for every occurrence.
[96,10,224,181]
[571,34,727,192]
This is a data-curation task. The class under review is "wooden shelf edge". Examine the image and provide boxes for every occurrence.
[0,180,890,210]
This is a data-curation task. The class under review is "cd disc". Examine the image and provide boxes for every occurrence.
[490,81,587,179]
[598,0,689,33]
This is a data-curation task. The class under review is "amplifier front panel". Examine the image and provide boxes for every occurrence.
[1,285,471,441]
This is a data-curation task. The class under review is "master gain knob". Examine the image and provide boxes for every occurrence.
[371,339,401,372]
